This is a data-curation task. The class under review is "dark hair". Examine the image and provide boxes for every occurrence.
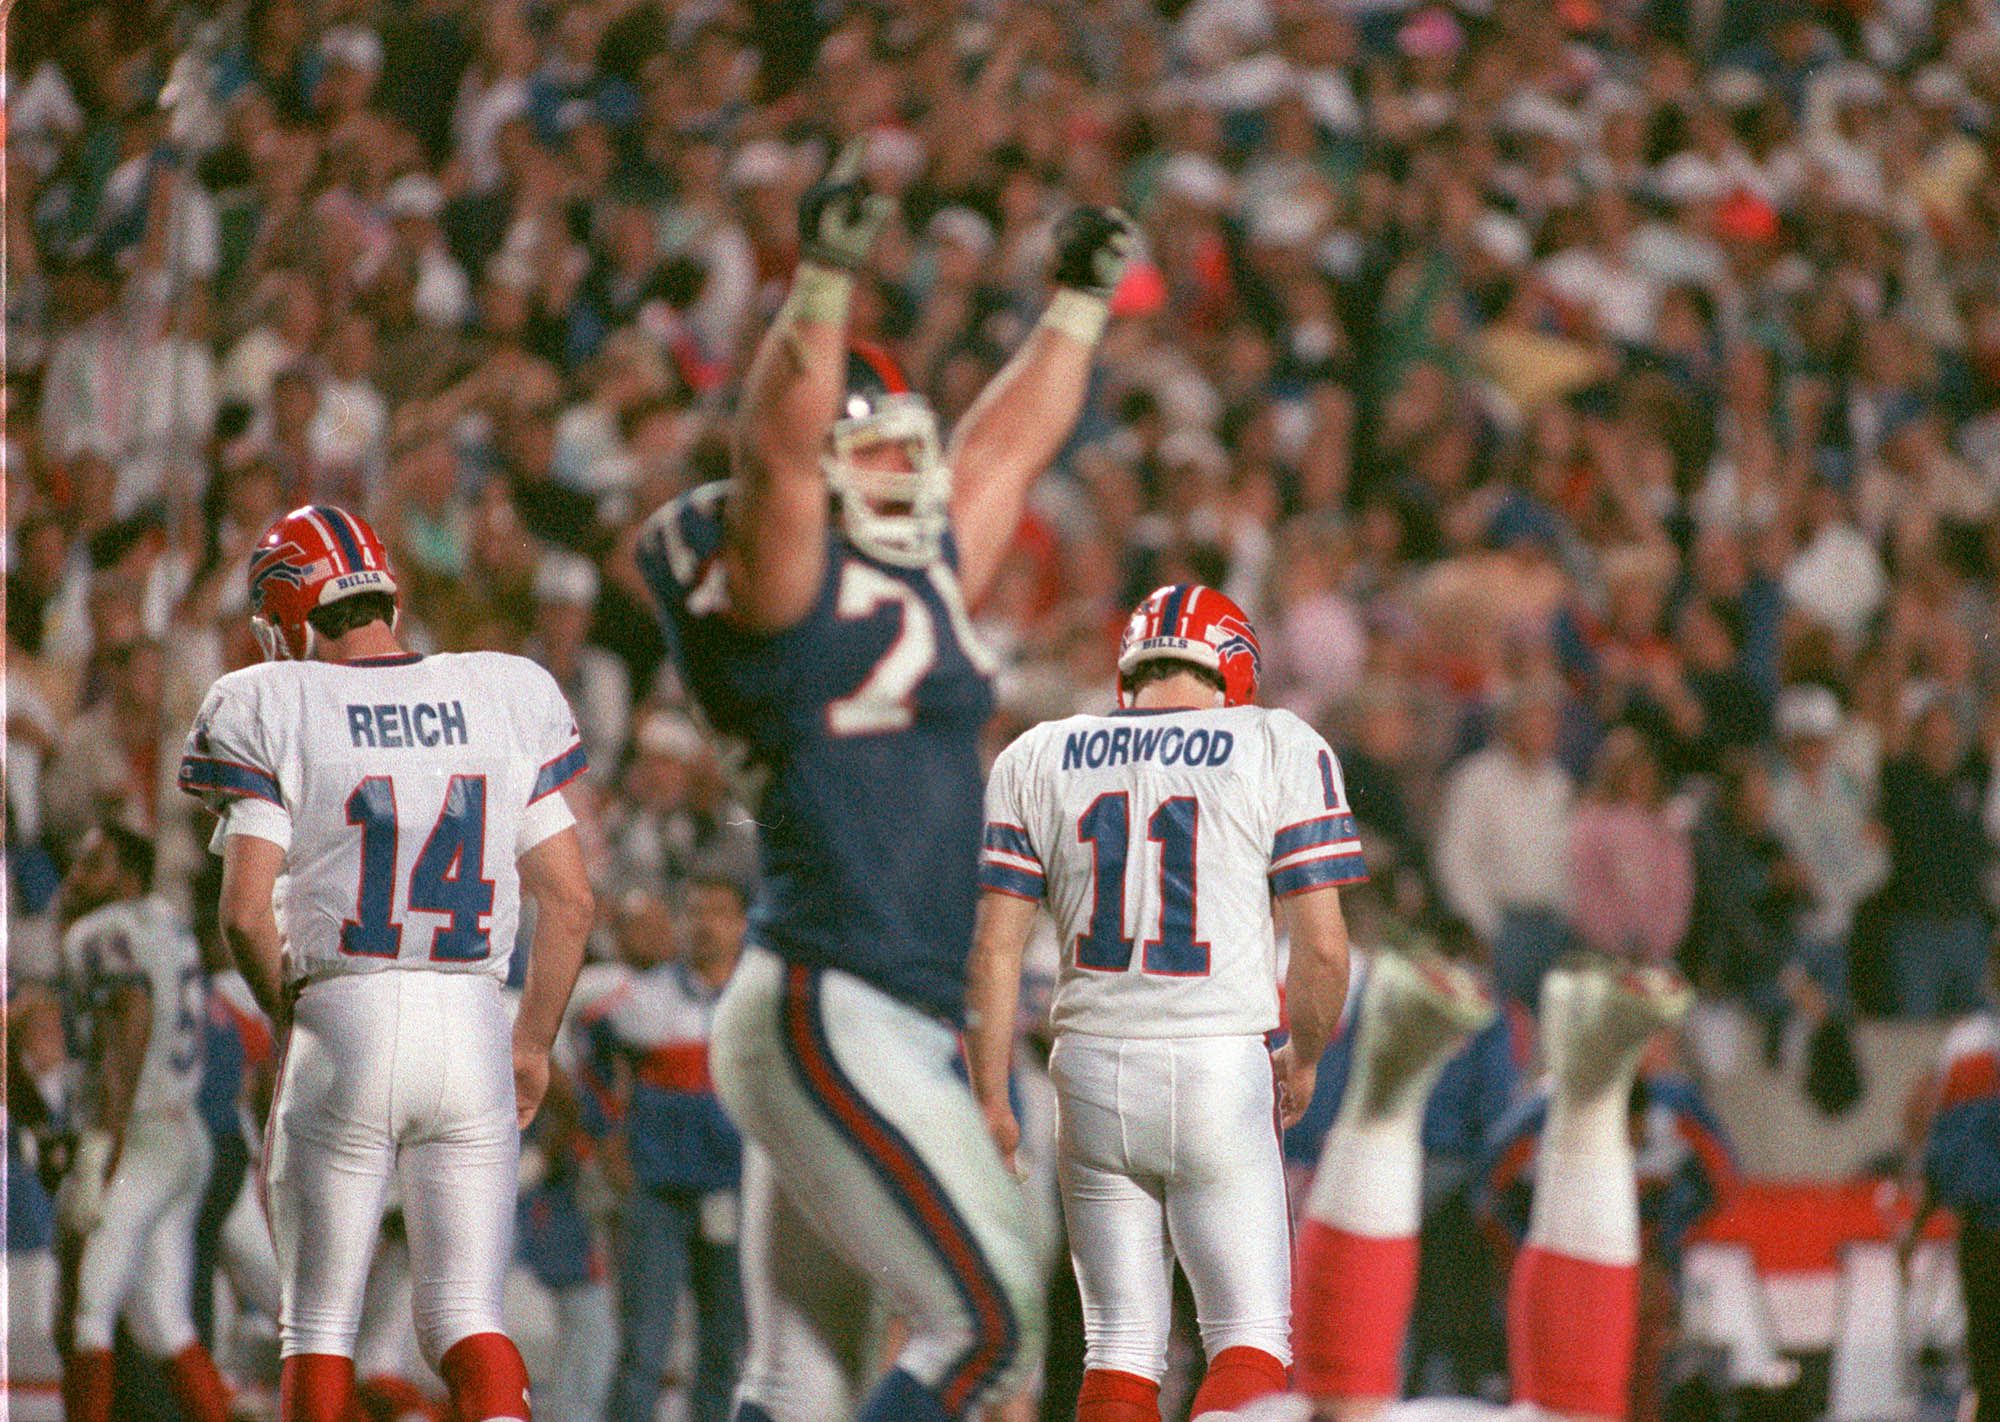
[99,820,156,893]
[307,591,397,641]
[1121,658,1225,699]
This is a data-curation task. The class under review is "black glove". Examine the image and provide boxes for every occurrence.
[1050,206,1136,299]
[797,139,894,272]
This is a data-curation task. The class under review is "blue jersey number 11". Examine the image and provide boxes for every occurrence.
[1073,794,1210,977]
[342,774,495,962]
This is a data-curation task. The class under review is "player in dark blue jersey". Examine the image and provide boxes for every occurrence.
[638,139,1134,1422]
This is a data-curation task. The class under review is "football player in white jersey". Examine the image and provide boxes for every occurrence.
[966,584,1359,1422]
[177,504,596,1422]
[57,822,235,1422]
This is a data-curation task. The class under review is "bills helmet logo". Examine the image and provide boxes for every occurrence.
[249,540,318,603]
[1208,620,1261,677]
[1117,584,1263,707]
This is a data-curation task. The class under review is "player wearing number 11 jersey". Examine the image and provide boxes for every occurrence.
[178,505,597,1422]
[966,584,1361,1422]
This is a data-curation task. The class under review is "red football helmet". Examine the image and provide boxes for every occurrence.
[247,505,399,661]
[1117,584,1262,707]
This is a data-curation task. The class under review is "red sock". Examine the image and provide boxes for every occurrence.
[359,1373,446,1421]
[1293,1220,1419,1400]
[168,1342,235,1422]
[1189,1345,1288,1416]
[281,1352,357,1422]
[1509,1245,1638,1418]
[439,1331,531,1421]
[63,1348,115,1422]
[1076,1367,1161,1422]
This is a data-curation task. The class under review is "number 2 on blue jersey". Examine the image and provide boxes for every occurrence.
[342,774,495,961]
[1073,794,1210,976]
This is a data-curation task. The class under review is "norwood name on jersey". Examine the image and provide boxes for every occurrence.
[1059,721,1238,771]
[983,703,1366,1040]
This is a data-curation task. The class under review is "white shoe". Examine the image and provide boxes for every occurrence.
[1539,954,1692,1105]
[1345,946,1499,1124]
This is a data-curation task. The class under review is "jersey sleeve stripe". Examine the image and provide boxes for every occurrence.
[978,862,1046,901]
[1270,851,1368,898]
[1271,837,1365,875]
[1273,813,1360,859]
[178,755,283,805]
[530,743,589,802]
[981,847,1042,875]
[982,823,1038,861]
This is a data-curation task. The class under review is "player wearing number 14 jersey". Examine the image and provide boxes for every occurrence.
[966,584,1361,1422]
[178,505,596,1422]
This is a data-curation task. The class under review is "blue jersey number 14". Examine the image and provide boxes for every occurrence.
[341,774,496,962]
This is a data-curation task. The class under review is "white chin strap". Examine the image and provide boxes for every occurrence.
[252,615,312,662]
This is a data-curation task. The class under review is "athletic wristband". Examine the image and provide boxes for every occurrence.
[781,262,854,328]
[1039,288,1112,347]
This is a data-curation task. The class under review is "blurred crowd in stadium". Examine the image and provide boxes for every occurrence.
[7,0,2000,1416]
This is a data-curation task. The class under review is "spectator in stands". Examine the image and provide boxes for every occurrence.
[1437,679,1576,1013]
[600,709,752,901]
[1768,685,1889,1014]
[1878,689,1995,1017]
[528,551,630,775]
[1571,729,1695,965]
[1686,752,1813,1052]
[40,639,168,852]
[585,871,746,1422]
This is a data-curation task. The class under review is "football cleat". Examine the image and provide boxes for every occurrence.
[1342,946,1498,1126]
[1539,953,1693,1106]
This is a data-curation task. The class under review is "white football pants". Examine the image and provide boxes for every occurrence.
[73,1110,213,1354]
[266,970,517,1364]
[1049,1031,1291,1381]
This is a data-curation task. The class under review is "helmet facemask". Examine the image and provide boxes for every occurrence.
[250,613,310,663]
[824,392,951,568]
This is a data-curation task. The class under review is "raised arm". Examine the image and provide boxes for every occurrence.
[964,889,1041,1171]
[724,142,893,632]
[947,208,1134,604]
[1273,885,1354,1128]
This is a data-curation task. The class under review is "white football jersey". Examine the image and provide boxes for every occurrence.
[981,705,1366,1038]
[62,896,206,1116]
[179,651,585,986]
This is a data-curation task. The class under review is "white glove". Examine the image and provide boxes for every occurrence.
[57,1129,114,1236]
